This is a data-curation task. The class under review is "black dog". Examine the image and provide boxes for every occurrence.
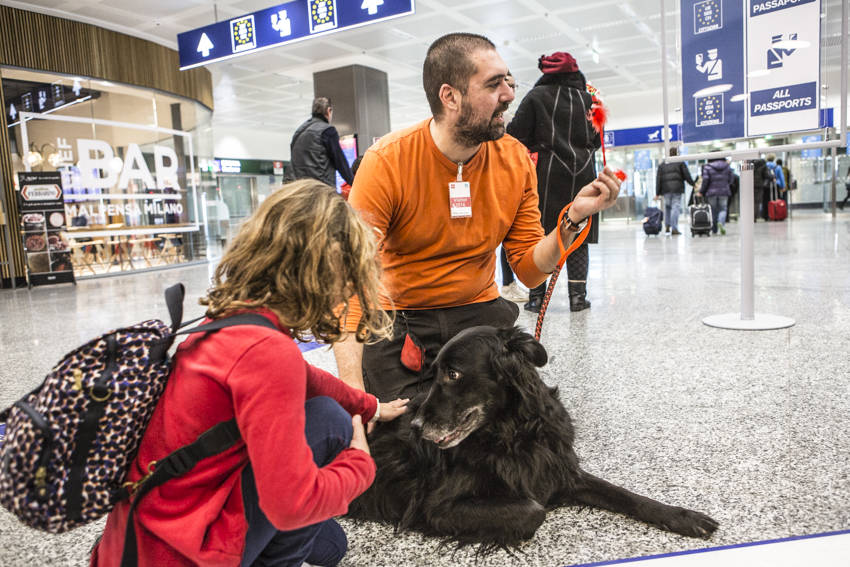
[348,326,719,549]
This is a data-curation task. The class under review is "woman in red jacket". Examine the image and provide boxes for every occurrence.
[92,179,408,567]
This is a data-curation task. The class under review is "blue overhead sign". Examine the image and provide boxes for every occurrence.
[680,0,746,143]
[604,124,681,148]
[178,0,416,70]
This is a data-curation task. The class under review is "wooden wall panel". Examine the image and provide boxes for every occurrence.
[0,5,213,284]
[0,7,213,109]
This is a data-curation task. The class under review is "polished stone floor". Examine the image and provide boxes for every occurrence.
[1,210,848,566]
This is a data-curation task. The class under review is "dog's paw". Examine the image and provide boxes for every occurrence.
[658,507,719,539]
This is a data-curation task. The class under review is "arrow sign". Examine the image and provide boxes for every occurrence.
[9,103,16,121]
[72,79,82,97]
[362,0,385,15]
[178,0,415,70]
[197,33,214,57]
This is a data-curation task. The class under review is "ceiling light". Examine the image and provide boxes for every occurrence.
[99,80,116,87]
[730,93,749,102]
[692,83,733,97]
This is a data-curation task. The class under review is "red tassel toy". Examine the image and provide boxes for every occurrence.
[586,83,627,182]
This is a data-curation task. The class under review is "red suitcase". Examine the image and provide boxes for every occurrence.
[768,183,787,221]
[768,198,787,220]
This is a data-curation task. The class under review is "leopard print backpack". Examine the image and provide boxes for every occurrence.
[0,283,277,536]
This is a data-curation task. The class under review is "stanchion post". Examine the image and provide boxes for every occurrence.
[740,159,755,320]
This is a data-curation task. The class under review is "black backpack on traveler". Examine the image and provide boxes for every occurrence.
[0,284,277,564]
[763,164,777,194]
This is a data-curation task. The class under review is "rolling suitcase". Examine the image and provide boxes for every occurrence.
[768,185,787,221]
[643,206,663,235]
[689,196,712,237]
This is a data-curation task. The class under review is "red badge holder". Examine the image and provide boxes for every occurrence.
[400,333,424,372]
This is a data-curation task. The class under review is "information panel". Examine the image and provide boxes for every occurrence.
[680,0,746,143]
[746,0,821,136]
[17,171,75,287]
[178,0,416,70]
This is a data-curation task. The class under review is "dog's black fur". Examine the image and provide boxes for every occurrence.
[348,326,719,549]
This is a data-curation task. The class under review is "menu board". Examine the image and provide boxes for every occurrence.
[17,172,75,286]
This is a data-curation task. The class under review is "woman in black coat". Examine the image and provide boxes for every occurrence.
[507,52,602,313]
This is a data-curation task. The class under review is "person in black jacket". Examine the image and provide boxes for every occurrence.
[290,97,354,188]
[507,52,602,313]
[654,147,695,235]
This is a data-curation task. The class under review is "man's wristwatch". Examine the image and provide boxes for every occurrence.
[562,214,588,233]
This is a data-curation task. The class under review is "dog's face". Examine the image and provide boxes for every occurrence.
[410,326,548,449]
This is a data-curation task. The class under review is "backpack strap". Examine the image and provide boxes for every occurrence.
[164,283,186,333]
[119,419,241,567]
[176,312,279,336]
[118,312,279,566]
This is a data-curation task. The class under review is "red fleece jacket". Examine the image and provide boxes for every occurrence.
[91,309,377,567]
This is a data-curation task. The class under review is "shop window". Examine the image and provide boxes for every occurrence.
[3,67,214,278]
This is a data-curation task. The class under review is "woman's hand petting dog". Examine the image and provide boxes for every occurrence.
[379,398,411,422]
[368,398,410,433]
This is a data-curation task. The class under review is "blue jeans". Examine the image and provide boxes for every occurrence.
[241,396,353,567]
[708,195,728,233]
[663,194,682,230]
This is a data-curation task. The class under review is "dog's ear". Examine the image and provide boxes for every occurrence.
[499,326,548,367]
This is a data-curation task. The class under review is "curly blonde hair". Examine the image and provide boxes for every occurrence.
[201,179,392,344]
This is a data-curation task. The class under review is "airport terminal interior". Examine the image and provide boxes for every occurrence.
[1,0,849,566]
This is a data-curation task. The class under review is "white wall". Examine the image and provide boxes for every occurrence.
[213,126,292,161]
[606,89,684,131]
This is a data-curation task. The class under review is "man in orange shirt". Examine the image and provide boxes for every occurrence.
[335,33,622,402]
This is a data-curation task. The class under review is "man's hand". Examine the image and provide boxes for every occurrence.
[568,167,623,222]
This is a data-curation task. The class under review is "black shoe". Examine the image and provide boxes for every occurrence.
[524,297,542,313]
[569,294,591,312]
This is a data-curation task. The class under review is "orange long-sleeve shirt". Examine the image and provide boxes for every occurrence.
[344,119,547,330]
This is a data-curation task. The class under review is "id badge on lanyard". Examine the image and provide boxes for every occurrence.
[449,162,472,218]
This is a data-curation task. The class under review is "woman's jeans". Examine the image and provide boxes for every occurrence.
[241,396,353,567]
[708,195,728,233]
[664,193,682,230]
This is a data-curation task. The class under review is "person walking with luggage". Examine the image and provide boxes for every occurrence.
[507,51,603,313]
[655,147,695,235]
[697,157,733,235]
[764,153,785,219]
[91,180,408,567]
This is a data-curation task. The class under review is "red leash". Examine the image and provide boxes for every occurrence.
[533,203,591,342]
[532,169,626,342]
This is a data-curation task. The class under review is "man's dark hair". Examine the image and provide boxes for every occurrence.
[669,147,678,157]
[423,33,496,118]
[312,97,332,119]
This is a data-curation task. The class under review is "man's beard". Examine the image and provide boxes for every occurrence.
[454,100,510,147]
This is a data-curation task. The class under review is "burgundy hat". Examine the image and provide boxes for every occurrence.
[538,52,578,74]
